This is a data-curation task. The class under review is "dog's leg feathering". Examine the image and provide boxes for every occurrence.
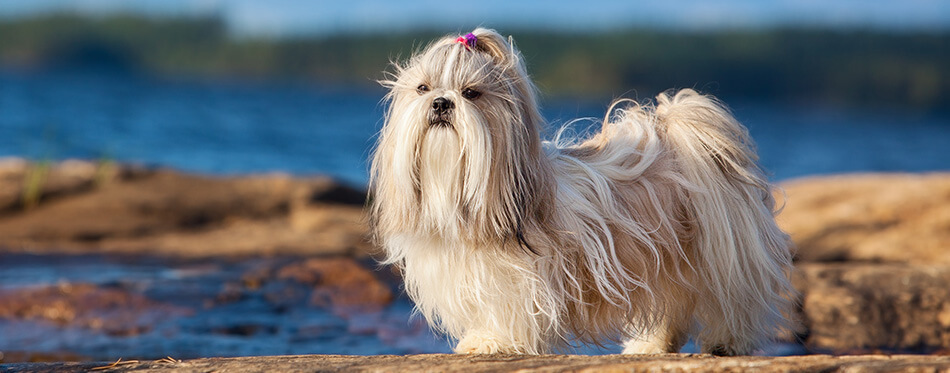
[654,89,797,355]
[622,296,695,354]
[621,319,690,354]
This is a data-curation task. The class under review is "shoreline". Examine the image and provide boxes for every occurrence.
[1,158,949,367]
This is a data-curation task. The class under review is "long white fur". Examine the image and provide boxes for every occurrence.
[370,28,796,355]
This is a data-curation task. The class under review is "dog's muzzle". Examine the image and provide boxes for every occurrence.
[432,97,454,114]
[429,97,454,127]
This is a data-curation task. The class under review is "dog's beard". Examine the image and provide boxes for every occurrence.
[419,125,462,229]
[408,101,498,239]
[375,88,542,244]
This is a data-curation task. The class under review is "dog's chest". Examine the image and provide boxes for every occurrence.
[401,238,539,316]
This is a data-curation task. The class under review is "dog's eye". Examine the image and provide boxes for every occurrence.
[417,84,429,94]
[461,88,481,100]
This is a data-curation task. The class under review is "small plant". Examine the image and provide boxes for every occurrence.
[22,160,51,211]
[94,156,117,187]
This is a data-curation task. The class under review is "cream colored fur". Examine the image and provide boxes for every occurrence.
[370,28,796,355]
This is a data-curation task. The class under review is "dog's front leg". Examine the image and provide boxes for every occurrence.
[622,302,694,354]
[621,322,689,354]
[455,329,531,354]
[455,330,507,354]
[450,290,548,354]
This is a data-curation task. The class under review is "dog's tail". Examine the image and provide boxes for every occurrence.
[655,89,796,354]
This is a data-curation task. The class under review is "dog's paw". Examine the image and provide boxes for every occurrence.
[455,333,517,354]
[703,344,742,356]
[621,338,667,354]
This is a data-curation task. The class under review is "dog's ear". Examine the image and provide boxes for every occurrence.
[467,28,545,136]
[467,28,553,237]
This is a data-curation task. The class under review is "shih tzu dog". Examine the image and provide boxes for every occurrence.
[370,28,795,355]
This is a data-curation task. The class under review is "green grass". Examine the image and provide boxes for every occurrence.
[22,160,50,211]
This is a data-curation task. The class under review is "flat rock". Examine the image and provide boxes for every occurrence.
[777,173,950,352]
[4,353,950,372]
[0,158,372,258]
[276,257,394,316]
[0,282,191,337]
[0,158,113,212]
[4,161,950,355]
[777,173,950,265]
[795,263,950,352]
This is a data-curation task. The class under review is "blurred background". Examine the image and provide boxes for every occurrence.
[1,0,949,364]
[1,0,947,184]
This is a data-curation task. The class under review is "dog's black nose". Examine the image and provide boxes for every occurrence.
[431,97,454,114]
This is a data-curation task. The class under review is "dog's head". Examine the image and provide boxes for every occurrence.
[371,28,551,245]
[382,28,543,135]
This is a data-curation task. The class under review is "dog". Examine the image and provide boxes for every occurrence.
[370,28,796,355]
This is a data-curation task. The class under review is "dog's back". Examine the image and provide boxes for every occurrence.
[545,89,796,355]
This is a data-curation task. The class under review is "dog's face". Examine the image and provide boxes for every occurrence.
[389,35,515,131]
[372,29,551,243]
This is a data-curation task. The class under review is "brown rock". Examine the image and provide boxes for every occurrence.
[276,257,393,315]
[778,173,950,264]
[0,350,90,364]
[0,282,190,336]
[0,169,286,245]
[289,186,372,256]
[796,263,950,352]
[0,157,30,210]
[776,174,950,352]
[4,353,950,372]
[0,159,372,258]
[5,164,950,356]
[0,158,129,212]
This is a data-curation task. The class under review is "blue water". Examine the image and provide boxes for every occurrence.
[1,70,947,186]
[0,254,453,360]
[0,253,805,360]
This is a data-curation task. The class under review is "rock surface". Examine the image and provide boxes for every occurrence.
[0,282,192,337]
[795,263,950,352]
[777,173,950,265]
[0,158,372,258]
[4,353,950,373]
[3,159,950,360]
[777,172,950,353]
[276,257,394,316]
[0,254,422,363]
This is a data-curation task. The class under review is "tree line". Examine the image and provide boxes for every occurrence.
[1,14,947,111]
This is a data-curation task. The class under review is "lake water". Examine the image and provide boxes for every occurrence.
[1,70,947,186]
[0,253,803,360]
[0,253,455,361]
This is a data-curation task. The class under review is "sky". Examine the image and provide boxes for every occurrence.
[1,0,949,37]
